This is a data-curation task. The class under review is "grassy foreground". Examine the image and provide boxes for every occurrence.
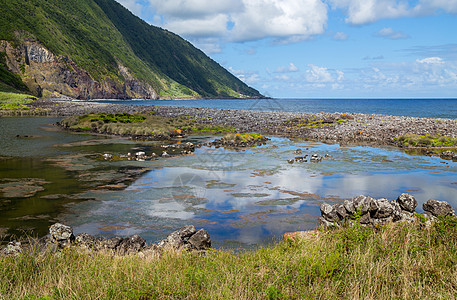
[1,219,457,299]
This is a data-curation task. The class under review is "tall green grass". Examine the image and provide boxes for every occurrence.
[1,218,456,299]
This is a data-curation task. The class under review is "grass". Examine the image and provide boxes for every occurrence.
[223,132,265,142]
[284,114,352,130]
[395,133,457,148]
[0,91,36,105]
[1,218,457,299]
[60,112,237,137]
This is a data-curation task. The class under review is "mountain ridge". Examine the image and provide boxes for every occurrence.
[0,0,262,99]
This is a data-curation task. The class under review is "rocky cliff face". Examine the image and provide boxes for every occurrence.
[0,39,157,99]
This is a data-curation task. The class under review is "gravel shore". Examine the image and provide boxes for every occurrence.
[28,98,457,147]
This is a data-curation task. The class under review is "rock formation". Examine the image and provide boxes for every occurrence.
[0,39,157,99]
[319,193,456,228]
[1,223,212,257]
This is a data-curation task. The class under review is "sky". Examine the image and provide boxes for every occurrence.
[116,0,457,98]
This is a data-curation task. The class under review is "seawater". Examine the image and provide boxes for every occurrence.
[97,98,457,119]
[1,117,457,249]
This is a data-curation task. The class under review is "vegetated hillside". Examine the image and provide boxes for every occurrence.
[0,0,262,99]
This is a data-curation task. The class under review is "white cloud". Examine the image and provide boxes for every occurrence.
[165,14,230,37]
[141,0,328,43]
[148,0,243,18]
[375,27,409,39]
[333,32,348,40]
[230,0,328,42]
[416,57,444,64]
[328,0,457,25]
[275,63,299,73]
[305,64,344,83]
[228,67,261,84]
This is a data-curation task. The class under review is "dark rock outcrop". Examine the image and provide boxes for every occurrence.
[49,223,75,249]
[319,194,455,228]
[423,199,456,217]
[0,40,157,100]
[0,223,212,257]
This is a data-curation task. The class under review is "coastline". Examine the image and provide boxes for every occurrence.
[24,98,457,150]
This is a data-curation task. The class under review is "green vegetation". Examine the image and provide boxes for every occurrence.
[284,114,352,130]
[0,52,30,93]
[1,219,457,299]
[0,91,36,105]
[223,132,265,142]
[60,113,236,137]
[0,91,49,115]
[395,133,457,147]
[0,0,262,98]
[89,113,146,124]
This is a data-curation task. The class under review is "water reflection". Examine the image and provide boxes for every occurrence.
[63,137,457,249]
[2,118,457,249]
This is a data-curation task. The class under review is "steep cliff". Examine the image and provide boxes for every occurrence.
[0,0,262,99]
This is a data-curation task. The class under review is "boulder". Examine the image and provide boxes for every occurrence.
[359,213,372,225]
[187,229,212,250]
[320,203,339,222]
[370,198,394,219]
[2,241,22,256]
[318,216,337,228]
[49,223,74,248]
[397,193,417,213]
[118,235,146,254]
[423,199,456,217]
[96,236,123,251]
[74,233,95,249]
[352,195,374,215]
[158,225,196,249]
[333,203,350,219]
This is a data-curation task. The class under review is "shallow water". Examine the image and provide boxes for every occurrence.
[1,117,457,249]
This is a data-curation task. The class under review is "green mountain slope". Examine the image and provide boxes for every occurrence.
[0,0,262,99]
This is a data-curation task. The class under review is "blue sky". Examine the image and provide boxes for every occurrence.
[117,0,457,98]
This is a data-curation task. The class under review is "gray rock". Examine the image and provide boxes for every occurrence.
[187,229,211,250]
[97,236,123,251]
[118,235,146,254]
[318,216,337,228]
[421,212,438,227]
[343,199,356,215]
[371,216,394,227]
[359,213,372,225]
[74,233,95,249]
[333,203,350,219]
[397,193,417,213]
[49,223,74,248]
[320,203,339,222]
[352,195,374,215]
[370,198,394,218]
[158,225,196,249]
[2,241,22,256]
[423,199,456,217]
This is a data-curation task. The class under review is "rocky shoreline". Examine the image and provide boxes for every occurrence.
[2,223,212,257]
[21,98,457,150]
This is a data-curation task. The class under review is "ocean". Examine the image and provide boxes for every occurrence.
[96,98,457,119]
